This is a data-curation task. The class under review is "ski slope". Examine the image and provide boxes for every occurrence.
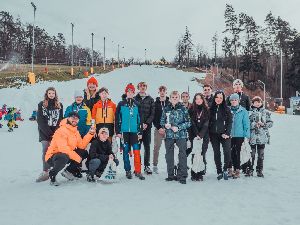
[0,65,299,225]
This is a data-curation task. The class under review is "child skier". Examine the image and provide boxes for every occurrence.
[5,107,18,132]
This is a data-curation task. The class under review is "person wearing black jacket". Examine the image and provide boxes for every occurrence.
[203,84,214,108]
[188,93,210,181]
[209,90,232,180]
[36,87,63,182]
[87,128,119,182]
[152,85,170,174]
[226,79,251,111]
[134,81,155,174]
[83,77,100,111]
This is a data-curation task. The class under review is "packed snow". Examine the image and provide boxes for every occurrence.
[0,65,299,225]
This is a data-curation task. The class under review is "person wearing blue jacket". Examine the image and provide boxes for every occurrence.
[229,93,250,179]
[115,83,145,180]
[64,90,92,137]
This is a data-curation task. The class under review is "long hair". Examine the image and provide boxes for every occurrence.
[191,93,209,120]
[43,87,61,109]
[210,90,228,111]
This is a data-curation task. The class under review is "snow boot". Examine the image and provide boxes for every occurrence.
[126,171,133,179]
[135,172,145,180]
[217,173,223,180]
[61,169,75,181]
[153,166,159,174]
[144,166,152,175]
[228,168,235,178]
[257,170,264,178]
[233,170,240,179]
[86,173,96,182]
[36,170,49,182]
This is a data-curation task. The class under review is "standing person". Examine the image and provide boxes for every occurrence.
[161,91,191,184]
[45,112,95,186]
[229,93,250,179]
[203,84,214,108]
[92,87,116,141]
[134,81,155,175]
[152,85,170,174]
[36,87,63,182]
[226,79,251,111]
[64,90,92,137]
[209,90,232,180]
[87,128,119,182]
[248,96,273,177]
[115,83,145,180]
[84,77,100,111]
[187,93,210,181]
[181,92,192,109]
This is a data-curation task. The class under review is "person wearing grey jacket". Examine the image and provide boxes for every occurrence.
[247,96,273,177]
[160,91,191,184]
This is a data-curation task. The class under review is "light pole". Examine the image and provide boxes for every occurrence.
[31,2,36,73]
[91,33,94,74]
[144,48,147,64]
[103,37,106,70]
[71,23,74,75]
[258,80,266,108]
[118,44,120,68]
[280,48,283,105]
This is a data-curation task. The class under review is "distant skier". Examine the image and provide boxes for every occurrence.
[29,110,37,121]
[5,107,18,132]
[247,96,273,177]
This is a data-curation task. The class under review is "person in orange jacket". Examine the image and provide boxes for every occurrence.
[45,112,96,186]
[91,87,116,141]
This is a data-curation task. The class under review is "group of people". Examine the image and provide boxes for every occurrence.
[35,76,273,186]
[0,104,22,132]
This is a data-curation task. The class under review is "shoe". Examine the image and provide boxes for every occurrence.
[73,170,83,178]
[217,173,223,180]
[153,166,159,174]
[86,173,96,182]
[165,177,176,181]
[179,179,186,184]
[144,166,152,175]
[223,171,229,180]
[61,169,75,181]
[228,168,235,178]
[257,170,264,178]
[233,170,240,179]
[135,172,145,180]
[36,171,49,182]
[8,128,13,132]
[14,124,18,128]
[245,168,253,177]
[126,171,133,179]
[49,171,59,186]
[95,170,103,178]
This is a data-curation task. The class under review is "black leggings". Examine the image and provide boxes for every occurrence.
[231,137,244,170]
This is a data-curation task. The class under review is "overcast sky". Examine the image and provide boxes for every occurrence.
[2,0,300,61]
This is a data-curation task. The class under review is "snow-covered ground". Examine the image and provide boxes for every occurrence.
[0,65,299,225]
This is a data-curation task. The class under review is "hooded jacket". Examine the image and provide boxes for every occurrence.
[45,119,93,163]
[134,93,155,127]
[153,96,170,130]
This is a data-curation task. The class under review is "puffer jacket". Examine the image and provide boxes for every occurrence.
[230,105,250,138]
[64,102,91,137]
[45,119,93,163]
[160,102,191,139]
[134,93,155,126]
[249,106,273,145]
[209,105,232,136]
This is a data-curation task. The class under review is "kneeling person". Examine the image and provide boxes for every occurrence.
[45,112,95,186]
[87,128,119,182]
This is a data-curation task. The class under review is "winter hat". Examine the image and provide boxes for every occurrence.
[87,77,98,87]
[99,127,109,136]
[252,96,263,103]
[125,83,135,94]
[74,90,83,98]
[233,79,244,88]
[68,111,80,119]
[229,93,240,101]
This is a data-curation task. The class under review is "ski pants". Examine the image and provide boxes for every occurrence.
[250,144,265,171]
[231,137,244,170]
[122,132,142,173]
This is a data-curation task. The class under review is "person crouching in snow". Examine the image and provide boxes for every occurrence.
[86,128,119,182]
[115,83,145,180]
[248,96,273,177]
[6,107,18,132]
[188,93,210,181]
[45,112,95,186]
[229,93,250,179]
[161,91,191,184]
[64,90,92,137]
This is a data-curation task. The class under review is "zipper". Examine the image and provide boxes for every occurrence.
[216,105,219,133]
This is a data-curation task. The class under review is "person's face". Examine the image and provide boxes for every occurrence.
[253,101,262,108]
[195,95,203,105]
[47,90,56,99]
[98,131,109,141]
[100,91,108,100]
[170,94,180,105]
[126,90,134,98]
[233,83,242,92]
[159,89,167,98]
[75,96,83,104]
[215,93,224,105]
[230,99,239,107]
[138,83,147,92]
[181,94,190,103]
[68,116,79,127]
[203,87,212,97]
[88,83,97,91]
